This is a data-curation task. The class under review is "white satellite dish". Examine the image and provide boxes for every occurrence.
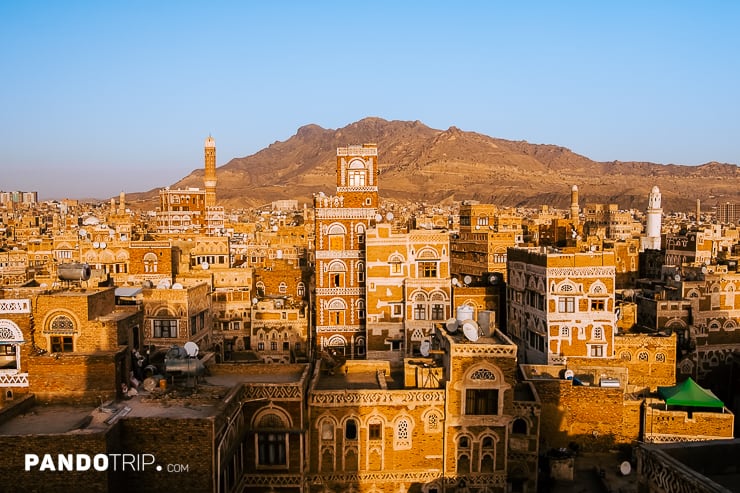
[619,461,632,476]
[100,241,107,249]
[201,261,210,270]
[420,340,431,357]
[462,320,480,342]
[171,282,184,289]
[252,297,258,305]
[452,278,460,286]
[93,241,100,248]
[386,212,394,221]
[184,341,199,357]
[445,318,459,333]
[701,266,708,274]
[157,279,171,289]
[564,369,575,380]
[475,225,480,230]
[463,275,473,285]
[674,274,681,282]
[375,213,383,222]
[79,228,87,237]
[272,225,278,232]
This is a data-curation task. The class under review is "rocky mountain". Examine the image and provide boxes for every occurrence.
[129,117,740,212]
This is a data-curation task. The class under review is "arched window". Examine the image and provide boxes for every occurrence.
[278,282,287,294]
[320,420,334,440]
[638,351,649,362]
[345,419,358,441]
[256,412,288,467]
[297,282,305,297]
[143,252,158,273]
[512,418,528,435]
[394,418,412,450]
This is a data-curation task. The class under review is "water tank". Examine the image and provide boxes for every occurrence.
[456,305,474,324]
[57,262,91,281]
[477,310,495,336]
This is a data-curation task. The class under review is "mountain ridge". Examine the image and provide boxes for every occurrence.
[127,117,739,212]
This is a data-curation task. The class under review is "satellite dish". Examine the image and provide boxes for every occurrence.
[420,340,431,357]
[100,241,107,249]
[184,341,199,357]
[619,461,632,476]
[385,212,394,221]
[93,241,100,248]
[157,279,171,289]
[452,278,460,287]
[462,320,480,342]
[171,282,184,290]
[564,369,575,380]
[674,274,681,282]
[79,229,87,237]
[463,275,472,285]
[445,318,459,333]
[201,261,210,270]
[475,225,480,230]
[701,266,708,274]
[272,225,278,232]
[488,273,501,285]
[375,214,383,222]
[252,297,258,305]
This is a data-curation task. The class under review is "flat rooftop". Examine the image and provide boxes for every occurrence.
[0,365,309,435]
[314,360,405,391]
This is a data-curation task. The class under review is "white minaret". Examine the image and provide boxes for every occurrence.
[641,185,662,251]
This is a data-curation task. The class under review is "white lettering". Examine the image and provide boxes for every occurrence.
[40,455,55,471]
[24,454,39,471]
[76,454,91,471]
[58,454,74,471]
[93,454,108,471]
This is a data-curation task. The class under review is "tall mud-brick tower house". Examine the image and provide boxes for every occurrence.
[204,135,217,208]
[314,144,379,358]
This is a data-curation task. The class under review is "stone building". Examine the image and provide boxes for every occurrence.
[450,202,522,283]
[0,285,143,404]
[141,281,211,350]
[250,296,309,363]
[313,144,378,358]
[507,247,617,364]
[307,326,540,493]
[365,223,452,362]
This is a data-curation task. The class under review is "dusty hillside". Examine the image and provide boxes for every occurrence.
[127,117,740,212]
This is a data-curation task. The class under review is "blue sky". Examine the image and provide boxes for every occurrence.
[1,1,738,199]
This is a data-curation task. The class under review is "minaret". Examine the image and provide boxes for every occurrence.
[118,191,126,214]
[641,185,662,251]
[570,185,580,225]
[696,199,701,223]
[204,135,217,208]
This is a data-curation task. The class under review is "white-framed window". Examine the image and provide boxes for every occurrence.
[391,304,403,317]
[592,327,603,340]
[558,297,575,313]
[589,344,605,358]
[560,326,569,337]
[278,282,287,294]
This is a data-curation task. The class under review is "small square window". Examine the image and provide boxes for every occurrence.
[369,423,382,440]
